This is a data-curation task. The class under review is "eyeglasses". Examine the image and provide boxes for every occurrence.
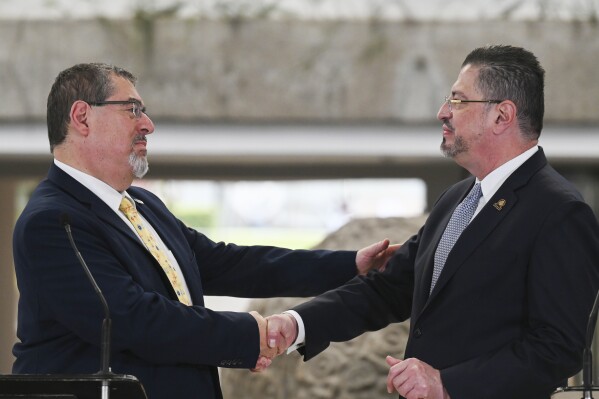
[444,96,502,112]
[89,100,147,120]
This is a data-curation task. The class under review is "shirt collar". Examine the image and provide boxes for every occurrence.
[54,159,136,213]
[478,145,539,202]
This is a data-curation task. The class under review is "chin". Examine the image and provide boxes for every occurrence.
[129,153,149,178]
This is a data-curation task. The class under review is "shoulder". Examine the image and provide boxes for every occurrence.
[525,163,584,204]
[127,185,180,225]
[127,185,164,205]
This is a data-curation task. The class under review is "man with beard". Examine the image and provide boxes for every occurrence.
[265,45,599,399]
[11,63,398,399]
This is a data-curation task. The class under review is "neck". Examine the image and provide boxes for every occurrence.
[460,140,537,180]
[54,152,133,192]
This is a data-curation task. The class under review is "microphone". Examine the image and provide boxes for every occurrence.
[60,213,113,399]
[552,289,599,398]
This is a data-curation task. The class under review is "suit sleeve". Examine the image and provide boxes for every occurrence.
[13,208,260,368]
[440,200,599,399]
[292,231,420,360]
[188,232,358,298]
[133,187,359,298]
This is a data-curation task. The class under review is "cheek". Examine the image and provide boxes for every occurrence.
[94,134,134,161]
[454,113,484,139]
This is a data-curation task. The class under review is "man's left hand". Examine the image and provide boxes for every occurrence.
[356,239,401,275]
[386,356,450,399]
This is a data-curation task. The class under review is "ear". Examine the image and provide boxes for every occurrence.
[69,100,91,136]
[492,100,517,134]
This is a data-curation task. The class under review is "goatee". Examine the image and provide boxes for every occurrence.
[129,152,149,178]
[441,136,468,158]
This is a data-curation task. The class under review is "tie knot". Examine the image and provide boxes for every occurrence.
[467,183,482,202]
[119,197,136,216]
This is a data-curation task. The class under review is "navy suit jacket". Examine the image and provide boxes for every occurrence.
[12,163,357,399]
[294,148,599,399]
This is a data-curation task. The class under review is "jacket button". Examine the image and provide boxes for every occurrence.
[413,328,422,338]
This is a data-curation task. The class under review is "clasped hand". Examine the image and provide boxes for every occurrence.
[249,311,297,371]
[250,239,400,371]
[251,314,450,398]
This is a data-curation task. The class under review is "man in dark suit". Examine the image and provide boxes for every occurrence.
[11,63,398,399]
[266,45,599,399]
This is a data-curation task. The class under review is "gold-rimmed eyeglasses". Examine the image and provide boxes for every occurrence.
[444,96,502,112]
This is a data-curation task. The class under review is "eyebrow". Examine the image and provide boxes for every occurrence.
[127,97,143,106]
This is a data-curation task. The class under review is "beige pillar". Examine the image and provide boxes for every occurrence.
[0,178,18,373]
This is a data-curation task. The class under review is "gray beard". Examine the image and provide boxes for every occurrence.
[129,152,149,178]
[441,135,468,158]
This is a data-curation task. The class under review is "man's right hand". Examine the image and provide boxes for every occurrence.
[249,311,277,371]
[266,313,298,355]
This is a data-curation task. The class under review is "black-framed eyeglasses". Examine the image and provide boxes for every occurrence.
[444,96,502,112]
[88,100,147,120]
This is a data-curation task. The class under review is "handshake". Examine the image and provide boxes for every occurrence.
[249,311,448,399]
[246,239,401,371]
[249,311,298,371]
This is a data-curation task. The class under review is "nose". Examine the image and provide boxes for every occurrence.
[138,112,155,135]
[437,101,452,121]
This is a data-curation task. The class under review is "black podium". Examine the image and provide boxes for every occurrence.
[0,374,146,399]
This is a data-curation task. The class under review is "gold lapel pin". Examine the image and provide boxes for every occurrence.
[493,199,506,211]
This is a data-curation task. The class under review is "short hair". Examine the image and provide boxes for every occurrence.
[47,63,137,152]
[462,45,545,140]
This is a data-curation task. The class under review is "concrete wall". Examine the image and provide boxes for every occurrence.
[1,15,598,378]
[0,18,598,123]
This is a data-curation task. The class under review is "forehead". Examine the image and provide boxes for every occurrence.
[451,64,482,97]
[108,74,143,102]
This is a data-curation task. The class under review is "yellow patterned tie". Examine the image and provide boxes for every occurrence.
[119,197,192,305]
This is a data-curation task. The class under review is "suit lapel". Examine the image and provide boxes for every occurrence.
[426,189,518,302]
[131,194,202,302]
[48,164,198,303]
[419,148,548,310]
[412,181,471,313]
[93,200,146,249]
[48,164,142,246]
[48,164,172,273]
[133,199,179,257]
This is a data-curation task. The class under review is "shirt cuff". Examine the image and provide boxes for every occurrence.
[283,310,305,354]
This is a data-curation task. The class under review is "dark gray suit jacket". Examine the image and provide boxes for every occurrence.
[295,148,599,399]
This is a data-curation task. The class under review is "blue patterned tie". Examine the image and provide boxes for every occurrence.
[430,183,482,293]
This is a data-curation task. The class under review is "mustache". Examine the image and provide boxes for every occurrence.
[132,134,147,144]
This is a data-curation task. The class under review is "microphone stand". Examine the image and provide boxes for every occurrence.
[582,292,599,399]
[62,215,112,399]
[553,289,599,398]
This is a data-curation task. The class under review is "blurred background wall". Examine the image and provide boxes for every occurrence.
[1,0,598,388]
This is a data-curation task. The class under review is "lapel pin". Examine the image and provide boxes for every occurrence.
[493,199,506,211]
